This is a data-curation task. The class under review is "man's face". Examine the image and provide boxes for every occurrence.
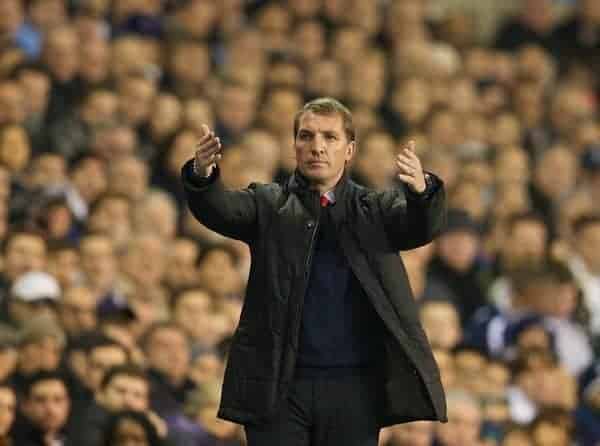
[87,345,128,391]
[295,112,354,189]
[437,231,479,273]
[505,221,547,267]
[4,234,46,281]
[23,379,69,435]
[146,327,190,383]
[59,286,97,335]
[0,387,15,436]
[99,375,148,412]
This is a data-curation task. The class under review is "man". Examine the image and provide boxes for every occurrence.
[12,370,70,445]
[181,97,447,445]
[66,364,149,446]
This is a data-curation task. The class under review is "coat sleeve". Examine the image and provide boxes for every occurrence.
[378,173,446,251]
[181,159,258,243]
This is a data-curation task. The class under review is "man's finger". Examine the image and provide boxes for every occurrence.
[396,159,416,174]
[397,173,415,184]
[406,140,416,152]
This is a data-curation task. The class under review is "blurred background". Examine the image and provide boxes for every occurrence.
[0,0,599,445]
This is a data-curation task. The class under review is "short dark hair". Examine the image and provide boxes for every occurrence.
[293,97,355,143]
[100,363,147,390]
[102,410,162,446]
[505,211,547,235]
[23,370,67,399]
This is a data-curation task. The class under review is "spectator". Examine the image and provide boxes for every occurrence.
[7,271,60,327]
[67,363,150,446]
[12,370,70,446]
[0,384,15,446]
[100,410,164,446]
[494,0,556,51]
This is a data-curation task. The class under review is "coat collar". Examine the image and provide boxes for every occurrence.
[287,168,352,225]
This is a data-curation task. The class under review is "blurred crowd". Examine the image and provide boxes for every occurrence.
[0,0,599,444]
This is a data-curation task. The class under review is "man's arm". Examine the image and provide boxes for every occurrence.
[379,140,446,250]
[181,125,258,243]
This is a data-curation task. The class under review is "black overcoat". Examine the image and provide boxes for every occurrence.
[181,160,448,427]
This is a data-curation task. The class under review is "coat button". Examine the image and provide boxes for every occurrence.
[306,220,315,229]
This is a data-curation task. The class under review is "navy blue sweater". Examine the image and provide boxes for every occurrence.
[297,206,384,373]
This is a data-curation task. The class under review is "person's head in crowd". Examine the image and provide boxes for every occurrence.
[87,192,133,247]
[491,183,531,223]
[425,108,462,149]
[0,383,15,440]
[530,408,573,446]
[101,409,162,446]
[185,378,239,441]
[142,322,190,386]
[20,371,69,441]
[183,97,214,134]
[58,285,98,337]
[389,76,431,132]
[167,39,210,95]
[241,128,281,177]
[171,0,218,40]
[97,364,149,413]
[420,301,462,351]
[163,237,199,292]
[510,266,560,315]
[189,351,223,385]
[148,93,182,143]
[485,359,511,398]
[0,81,26,126]
[571,214,600,274]
[172,288,228,352]
[17,316,65,375]
[489,113,522,150]
[352,130,397,190]
[256,2,292,53]
[0,327,18,382]
[330,25,369,69]
[261,87,303,139]
[453,345,488,396]
[435,389,482,446]
[292,20,326,66]
[388,421,434,446]
[42,25,79,82]
[79,89,119,128]
[117,75,158,128]
[215,78,258,139]
[511,348,576,413]
[120,233,167,290]
[9,271,60,326]
[30,194,75,242]
[132,190,178,240]
[196,244,242,299]
[533,145,578,202]
[448,179,487,222]
[85,334,129,393]
[347,50,387,109]
[504,315,555,359]
[305,59,343,100]
[287,0,320,20]
[435,208,481,273]
[79,233,119,298]
[107,155,149,202]
[549,84,595,140]
[500,212,548,273]
[79,35,111,87]
[90,122,138,160]
[0,0,24,40]
[0,124,30,174]
[265,55,303,91]
[110,36,154,82]
[502,425,533,446]
[68,153,108,204]
[26,153,67,190]
[1,231,47,283]
[493,146,530,185]
[543,261,579,319]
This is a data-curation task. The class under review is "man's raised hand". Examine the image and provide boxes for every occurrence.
[194,124,222,177]
[396,140,426,194]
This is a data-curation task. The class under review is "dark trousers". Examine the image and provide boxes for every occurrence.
[244,371,384,446]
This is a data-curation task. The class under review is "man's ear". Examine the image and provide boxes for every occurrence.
[346,141,356,161]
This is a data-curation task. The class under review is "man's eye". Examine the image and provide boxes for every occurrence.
[326,135,337,140]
